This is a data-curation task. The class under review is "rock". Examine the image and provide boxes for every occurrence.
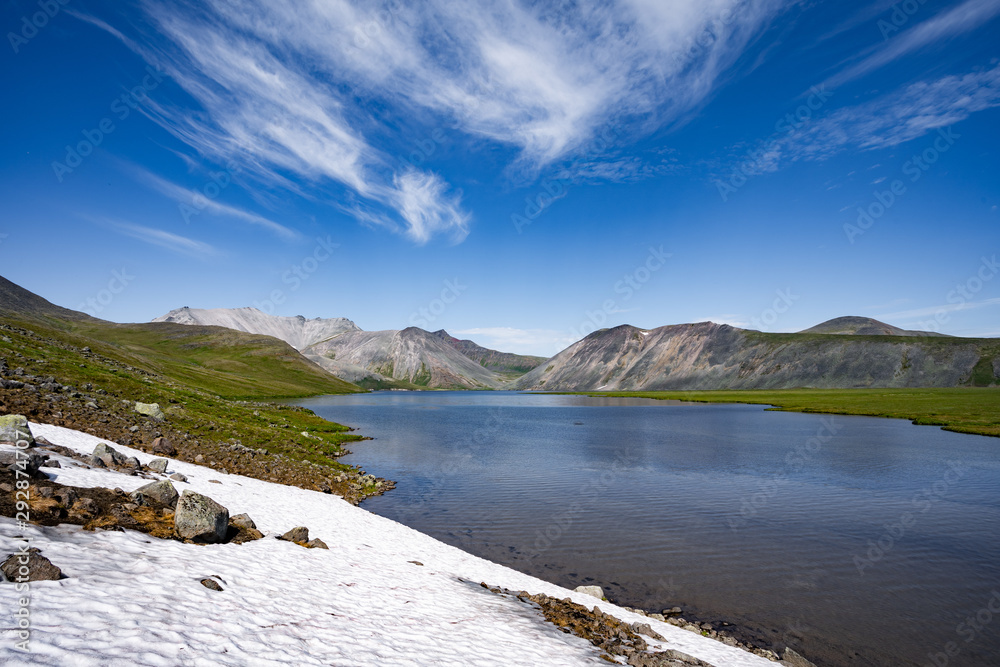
[174,491,229,543]
[89,456,107,468]
[648,613,665,622]
[147,458,169,473]
[278,526,309,543]
[194,454,205,464]
[229,513,257,530]
[123,456,140,469]
[306,538,329,549]
[69,498,98,517]
[169,473,187,482]
[661,607,682,616]
[93,442,126,467]
[135,402,165,421]
[781,647,817,667]
[153,437,177,456]
[574,585,605,600]
[199,578,224,591]
[0,450,45,477]
[0,415,33,445]
[131,480,179,507]
[41,459,61,468]
[1,548,63,582]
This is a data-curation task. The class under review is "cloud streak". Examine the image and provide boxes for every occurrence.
[83,0,790,243]
[102,219,217,258]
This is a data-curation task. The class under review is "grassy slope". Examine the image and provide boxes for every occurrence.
[0,314,369,466]
[568,388,1000,437]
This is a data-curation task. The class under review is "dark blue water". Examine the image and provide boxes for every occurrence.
[295,391,1000,667]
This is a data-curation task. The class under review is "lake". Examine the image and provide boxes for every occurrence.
[294,391,1000,667]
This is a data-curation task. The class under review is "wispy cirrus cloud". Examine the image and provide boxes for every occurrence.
[824,0,1000,89]
[100,219,217,258]
[454,326,578,357]
[126,165,300,241]
[80,0,790,243]
[728,62,1000,176]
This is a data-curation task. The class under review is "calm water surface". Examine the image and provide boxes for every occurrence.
[295,391,1000,667]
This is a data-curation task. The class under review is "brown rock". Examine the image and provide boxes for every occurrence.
[1,548,63,582]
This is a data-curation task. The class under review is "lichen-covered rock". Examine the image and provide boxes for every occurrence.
[174,491,229,543]
[229,513,257,531]
[147,458,169,473]
[0,415,33,445]
[135,402,165,422]
[131,480,179,508]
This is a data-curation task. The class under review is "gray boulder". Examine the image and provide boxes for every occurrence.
[229,513,257,531]
[135,402,165,422]
[0,415,33,446]
[93,442,126,467]
[1,548,63,582]
[152,437,176,456]
[174,491,229,543]
[0,450,46,477]
[147,458,169,473]
[169,472,187,482]
[131,480,179,508]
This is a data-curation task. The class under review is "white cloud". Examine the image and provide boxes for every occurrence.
[454,326,577,357]
[879,297,1000,322]
[825,0,1000,89]
[102,219,216,258]
[83,0,790,241]
[734,62,1000,174]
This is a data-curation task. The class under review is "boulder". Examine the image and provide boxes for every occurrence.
[781,648,817,667]
[93,442,126,467]
[278,526,309,543]
[174,491,229,543]
[1,548,63,582]
[131,480,179,508]
[306,538,329,549]
[0,450,46,478]
[135,402,165,422]
[147,458,169,473]
[152,437,176,456]
[229,513,257,531]
[0,415,33,446]
[169,473,188,482]
[200,578,224,591]
[574,585,605,600]
[69,497,98,518]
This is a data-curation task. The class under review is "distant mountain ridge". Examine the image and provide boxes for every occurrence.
[154,307,360,350]
[513,321,999,391]
[152,306,531,389]
[799,316,950,337]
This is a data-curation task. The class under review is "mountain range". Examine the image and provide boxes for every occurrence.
[1,276,996,392]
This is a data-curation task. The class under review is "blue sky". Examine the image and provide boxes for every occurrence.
[1,0,998,356]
